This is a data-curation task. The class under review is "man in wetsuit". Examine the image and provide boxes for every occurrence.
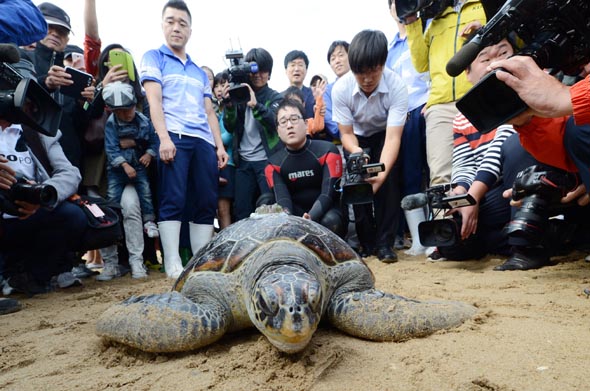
[264,98,345,236]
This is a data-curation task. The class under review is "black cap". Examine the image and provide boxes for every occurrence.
[38,2,72,32]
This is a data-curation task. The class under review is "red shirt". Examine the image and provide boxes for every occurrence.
[516,116,577,172]
[571,75,590,126]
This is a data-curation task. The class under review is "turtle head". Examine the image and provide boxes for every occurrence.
[250,263,323,353]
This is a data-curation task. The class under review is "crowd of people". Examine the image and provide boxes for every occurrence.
[2,0,590,315]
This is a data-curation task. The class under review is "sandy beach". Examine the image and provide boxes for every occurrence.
[1,250,590,391]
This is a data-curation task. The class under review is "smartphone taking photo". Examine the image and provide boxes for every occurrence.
[109,50,136,82]
[60,66,93,98]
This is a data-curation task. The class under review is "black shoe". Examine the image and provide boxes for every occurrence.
[0,298,22,315]
[358,246,375,258]
[376,246,398,264]
[494,252,553,271]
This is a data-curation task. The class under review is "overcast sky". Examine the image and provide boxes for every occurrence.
[37,0,397,91]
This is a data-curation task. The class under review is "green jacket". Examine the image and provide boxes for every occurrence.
[406,0,487,107]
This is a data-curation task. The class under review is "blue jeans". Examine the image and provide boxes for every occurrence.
[107,164,155,222]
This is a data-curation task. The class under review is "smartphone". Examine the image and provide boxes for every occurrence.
[60,66,93,98]
[456,69,528,134]
[109,50,136,82]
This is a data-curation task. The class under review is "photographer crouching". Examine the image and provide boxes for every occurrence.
[0,46,87,295]
[440,0,590,269]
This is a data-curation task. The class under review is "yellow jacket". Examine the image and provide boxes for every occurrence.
[406,0,486,108]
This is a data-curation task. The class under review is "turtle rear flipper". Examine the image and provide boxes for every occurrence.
[96,292,230,352]
[327,289,477,342]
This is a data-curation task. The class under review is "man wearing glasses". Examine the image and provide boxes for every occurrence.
[332,29,408,263]
[264,99,345,236]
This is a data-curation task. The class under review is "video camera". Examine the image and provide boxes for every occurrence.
[503,165,578,244]
[339,152,385,205]
[410,183,476,247]
[448,0,590,134]
[224,49,258,104]
[395,0,453,24]
[0,44,62,137]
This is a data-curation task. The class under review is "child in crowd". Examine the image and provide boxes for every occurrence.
[102,81,159,274]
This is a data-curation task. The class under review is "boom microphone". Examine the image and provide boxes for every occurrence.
[446,39,482,77]
[401,193,429,210]
[0,44,21,64]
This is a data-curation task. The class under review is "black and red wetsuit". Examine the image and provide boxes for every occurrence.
[264,139,342,222]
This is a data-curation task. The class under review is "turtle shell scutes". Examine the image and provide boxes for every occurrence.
[173,213,360,290]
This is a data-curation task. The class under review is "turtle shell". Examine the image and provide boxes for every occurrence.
[173,212,360,291]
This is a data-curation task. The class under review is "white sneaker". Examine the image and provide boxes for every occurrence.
[144,221,159,238]
[96,264,120,281]
[130,261,148,279]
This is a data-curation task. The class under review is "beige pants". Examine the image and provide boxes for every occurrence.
[424,102,458,186]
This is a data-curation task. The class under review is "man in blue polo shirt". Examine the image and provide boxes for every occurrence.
[140,0,228,279]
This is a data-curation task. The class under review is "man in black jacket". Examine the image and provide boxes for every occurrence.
[19,2,94,172]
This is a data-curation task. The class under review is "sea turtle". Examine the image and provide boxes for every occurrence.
[96,208,477,353]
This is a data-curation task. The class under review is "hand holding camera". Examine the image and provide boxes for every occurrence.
[0,156,16,190]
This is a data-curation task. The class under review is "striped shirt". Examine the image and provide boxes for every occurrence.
[451,113,516,190]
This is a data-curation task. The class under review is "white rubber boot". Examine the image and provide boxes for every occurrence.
[158,220,183,279]
[189,223,215,256]
[404,207,428,256]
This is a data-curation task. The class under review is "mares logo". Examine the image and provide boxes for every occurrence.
[288,170,314,181]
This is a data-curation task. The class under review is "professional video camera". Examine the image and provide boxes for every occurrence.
[403,183,476,247]
[395,0,453,24]
[0,174,57,216]
[0,44,62,137]
[339,152,385,205]
[224,49,258,104]
[447,0,590,134]
[503,165,578,244]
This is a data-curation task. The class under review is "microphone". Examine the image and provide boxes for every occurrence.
[446,39,482,77]
[0,44,21,64]
[401,193,429,210]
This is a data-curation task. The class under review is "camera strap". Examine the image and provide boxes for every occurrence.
[21,125,53,175]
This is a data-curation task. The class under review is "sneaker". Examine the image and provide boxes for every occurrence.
[144,221,159,238]
[55,272,83,289]
[96,264,120,281]
[71,264,98,279]
[0,298,22,315]
[86,261,104,270]
[129,261,148,279]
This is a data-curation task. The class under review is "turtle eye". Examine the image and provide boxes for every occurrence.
[257,287,279,316]
[305,282,322,313]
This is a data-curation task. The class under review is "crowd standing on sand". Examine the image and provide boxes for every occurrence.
[2,0,590,320]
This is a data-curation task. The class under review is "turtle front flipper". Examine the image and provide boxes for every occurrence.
[327,289,477,342]
[96,291,230,352]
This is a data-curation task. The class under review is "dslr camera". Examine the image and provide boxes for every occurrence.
[339,152,384,205]
[503,165,578,244]
[0,174,58,216]
[223,49,259,104]
[448,0,590,134]
[417,183,476,247]
[395,0,453,24]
